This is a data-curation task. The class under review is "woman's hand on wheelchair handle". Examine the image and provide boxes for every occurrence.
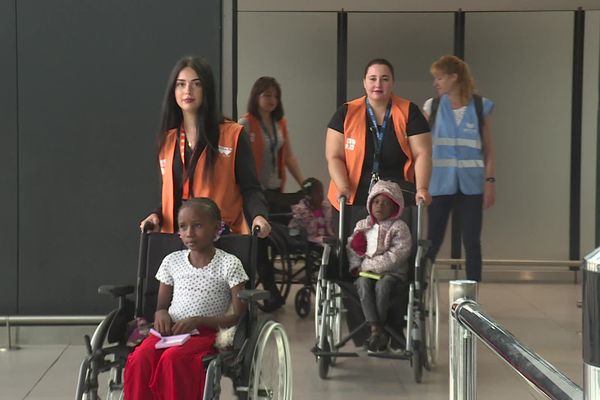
[154,310,172,336]
[140,213,161,232]
[252,215,271,238]
[415,188,431,206]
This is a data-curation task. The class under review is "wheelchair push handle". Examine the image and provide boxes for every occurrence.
[338,195,347,246]
[416,198,425,240]
[141,221,156,233]
[252,225,261,236]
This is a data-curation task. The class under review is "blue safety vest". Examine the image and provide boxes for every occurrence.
[429,95,493,196]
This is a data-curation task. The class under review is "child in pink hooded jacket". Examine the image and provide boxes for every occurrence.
[347,179,412,353]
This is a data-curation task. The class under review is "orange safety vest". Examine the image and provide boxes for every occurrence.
[243,113,288,191]
[327,95,415,210]
[159,121,249,234]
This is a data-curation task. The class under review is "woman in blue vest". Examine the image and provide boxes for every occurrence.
[423,55,496,282]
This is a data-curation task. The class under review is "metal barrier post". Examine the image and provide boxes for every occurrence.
[583,247,600,399]
[449,280,477,400]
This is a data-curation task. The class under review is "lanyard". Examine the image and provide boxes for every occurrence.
[365,98,392,185]
[179,127,192,200]
[259,118,278,168]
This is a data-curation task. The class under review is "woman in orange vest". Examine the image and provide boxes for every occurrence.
[139,56,271,238]
[325,58,432,268]
[239,76,304,210]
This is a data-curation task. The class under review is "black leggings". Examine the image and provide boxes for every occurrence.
[427,193,483,282]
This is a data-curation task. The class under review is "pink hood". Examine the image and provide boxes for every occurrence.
[366,180,405,223]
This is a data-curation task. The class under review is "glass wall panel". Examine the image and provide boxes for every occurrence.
[467,12,573,260]
[238,12,337,189]
[582,10,599,254]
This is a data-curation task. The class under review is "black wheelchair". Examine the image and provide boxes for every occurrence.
[312,196,439,383]
[256,190,324,317]
[75,227,292,399]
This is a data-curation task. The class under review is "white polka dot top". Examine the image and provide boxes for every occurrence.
[155,248,249,322]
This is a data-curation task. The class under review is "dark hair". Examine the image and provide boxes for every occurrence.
[179,197,221,221]
[363,58,395,79]
[301,177,323,197]
[247,76,284,121]
[158,56,223,180]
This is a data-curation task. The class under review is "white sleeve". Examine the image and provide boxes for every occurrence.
[423,98,433,115]
[223,254,249,288]
[155,254,174,286]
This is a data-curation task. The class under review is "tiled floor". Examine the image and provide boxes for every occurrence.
[0,280,583,399]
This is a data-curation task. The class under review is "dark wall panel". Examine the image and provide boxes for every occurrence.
[0,0,18,314]
[17,0,221,314]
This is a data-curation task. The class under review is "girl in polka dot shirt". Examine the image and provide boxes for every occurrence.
[124,197,249,400]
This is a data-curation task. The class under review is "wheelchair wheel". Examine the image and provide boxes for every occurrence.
[317,337,331,379]
[328,284,342,366]
[265,232,293,302]
[294,286,312,318]
[424,261,439,369]
[243,320,292,400]
[412,340,423,383]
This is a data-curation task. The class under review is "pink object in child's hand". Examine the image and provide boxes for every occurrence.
[350,231,367,256]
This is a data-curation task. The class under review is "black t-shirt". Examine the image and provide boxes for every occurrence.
[328,101,430,205]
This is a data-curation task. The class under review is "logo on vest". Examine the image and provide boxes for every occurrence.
[345,138,356,151]
[218,145,233,156]
[159,159,166,175]
[465,122,477,132]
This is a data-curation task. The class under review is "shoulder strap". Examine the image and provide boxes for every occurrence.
[429,97,440,128]
[473,94,484,137]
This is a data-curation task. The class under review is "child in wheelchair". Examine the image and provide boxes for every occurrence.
[347,180,412,354]
[288,177,334,245]
[124,197,249,400]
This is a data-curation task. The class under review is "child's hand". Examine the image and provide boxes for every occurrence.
[172,317,200,335]
[154,310,172,336]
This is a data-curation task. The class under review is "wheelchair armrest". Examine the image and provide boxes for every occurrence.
[238,289,271,302]
[322,236,337,247]
[98,285,135,298]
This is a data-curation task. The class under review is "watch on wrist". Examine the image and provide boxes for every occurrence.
[485,177,496,183]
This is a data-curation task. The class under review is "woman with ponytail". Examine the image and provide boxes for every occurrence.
[423,55,496,282]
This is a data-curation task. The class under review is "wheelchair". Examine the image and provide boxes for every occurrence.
[257,190,324,318]
[75,226,293,399]
[312,196,440,383]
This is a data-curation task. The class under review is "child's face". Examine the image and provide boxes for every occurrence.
[371,194,397,222]
[177,206,220,252]
[309,184,324,207]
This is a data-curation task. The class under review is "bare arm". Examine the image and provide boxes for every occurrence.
[283,139,305,187]
[408,132,432,205]
[482,115,496,209]
[171,283,248,334]
[325,128,351,198]
[154,283,173,335]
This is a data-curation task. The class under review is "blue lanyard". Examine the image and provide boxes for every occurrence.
[365,98,392,180]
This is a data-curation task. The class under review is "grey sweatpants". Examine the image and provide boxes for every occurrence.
[355,274,402,324]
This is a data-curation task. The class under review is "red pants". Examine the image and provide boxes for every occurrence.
[124,327,217,400]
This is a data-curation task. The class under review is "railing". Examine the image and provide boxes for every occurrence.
[437,258,581,283]
[449,278,585,399]
[0,315,104,350]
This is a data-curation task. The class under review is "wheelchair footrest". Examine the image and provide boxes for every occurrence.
[312,349,359,358]
[367,351,412,360]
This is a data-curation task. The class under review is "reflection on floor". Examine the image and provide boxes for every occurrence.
[0,281,582,400]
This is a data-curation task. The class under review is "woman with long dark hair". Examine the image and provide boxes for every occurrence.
[139,56,270,237]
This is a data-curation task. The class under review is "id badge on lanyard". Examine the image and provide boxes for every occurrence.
[366,98,392,192]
